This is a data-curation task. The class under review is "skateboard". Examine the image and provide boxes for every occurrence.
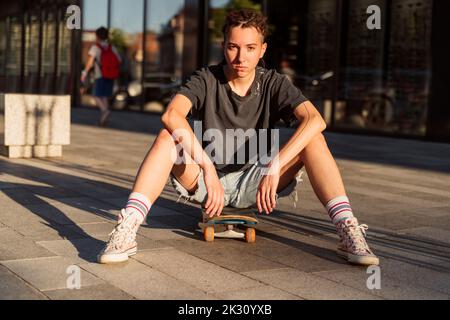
[198,207,258,243]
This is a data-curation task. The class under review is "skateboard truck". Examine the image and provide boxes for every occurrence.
[214,225,245,239]
[199,207,258,243]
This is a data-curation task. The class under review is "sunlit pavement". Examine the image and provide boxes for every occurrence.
[1,107,449,300]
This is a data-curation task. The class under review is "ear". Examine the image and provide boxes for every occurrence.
[260,42,268,59]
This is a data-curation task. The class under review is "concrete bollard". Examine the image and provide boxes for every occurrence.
[0,94,70,158]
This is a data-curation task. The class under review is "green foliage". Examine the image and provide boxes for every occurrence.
[109,28,127,54]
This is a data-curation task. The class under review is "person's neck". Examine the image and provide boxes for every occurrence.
[223,65,256,97]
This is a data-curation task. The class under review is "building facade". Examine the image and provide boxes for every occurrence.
[0,0,449,141]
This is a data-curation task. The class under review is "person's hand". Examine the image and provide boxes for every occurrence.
[256,165,280,214]
[203,165,224,218]
[81,71,88,84]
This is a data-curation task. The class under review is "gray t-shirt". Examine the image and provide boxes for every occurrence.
[178,64,308,173]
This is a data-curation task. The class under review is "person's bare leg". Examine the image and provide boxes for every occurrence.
[133,128,201,204]
[277,133,346,206]
[94,97,108,112]
[94,97,111,126]
[97,128,201,264]
[276,133,379,266]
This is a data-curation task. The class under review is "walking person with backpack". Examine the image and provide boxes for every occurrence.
[81,27,121,126]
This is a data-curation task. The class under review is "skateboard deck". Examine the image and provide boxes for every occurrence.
[199,208,258,242]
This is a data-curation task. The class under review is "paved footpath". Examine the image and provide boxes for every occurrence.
[1,108,450,300]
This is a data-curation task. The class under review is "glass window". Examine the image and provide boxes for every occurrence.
[335,0,388,130]
[82,0,108,66]
[24,13,41,93]
[141,0,185,112]
[335,0,432,136]
[0,19,6,77]
[81,0,109,103]
[5,16,23,92]
[82,0,108,31]
[56,7,73,94]
[0,19,6,92]
[40,11,57,94]
[385,0,432,136]
[109,0,144,111]
[266,0,336,125]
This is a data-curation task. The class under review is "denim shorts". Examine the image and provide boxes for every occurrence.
[93,77,114,97]
[169,161,304,209]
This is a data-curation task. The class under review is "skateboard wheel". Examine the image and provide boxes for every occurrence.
[245,228,256,243]
[204,226,214,242]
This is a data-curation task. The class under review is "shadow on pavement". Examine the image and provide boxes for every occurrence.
[1,158,449,273]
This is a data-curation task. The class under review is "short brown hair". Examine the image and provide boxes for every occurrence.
[95,27,109,41]
[222,9,268,41]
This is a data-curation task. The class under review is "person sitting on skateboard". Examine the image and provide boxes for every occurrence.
[98,9,379,266]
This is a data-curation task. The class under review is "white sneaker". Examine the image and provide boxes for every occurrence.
[336,217,379,266]
[97,209,139,264]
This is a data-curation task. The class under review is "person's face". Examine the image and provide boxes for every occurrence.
[223,26,267,79]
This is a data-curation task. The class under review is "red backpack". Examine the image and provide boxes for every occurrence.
[96,43,120,80]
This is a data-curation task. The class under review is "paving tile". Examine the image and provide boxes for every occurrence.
[99,198,185,218]
[164,237,286,273]
[0,227,57,261]
[346,185,444,209]
[215,285,302,300]
[216,233,349,273]
[312,268,448,300]
[368,233,450,268]
[0,205,85,241]
[36,236,171,264]
[1,256,104,291]
[137,218,196,241]
[257,211,336,236]
[361,211,450,231]
[43,283,135,300]
[375,258,450,295]
[79,259,218,300]
[398,227,450,243]
[0,265,48,300]
[0,174,49,189]
[345,175,450,199]
[62,181,127,199]
[0,188,54,206]
[66,222,116,237]
[23,202,112,226]
[133,248,262,294]
[242,268,381,300]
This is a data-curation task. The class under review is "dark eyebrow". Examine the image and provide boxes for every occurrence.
[227,42,258,47]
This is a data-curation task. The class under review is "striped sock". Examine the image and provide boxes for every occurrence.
[124,192,152,224]
[325,195,354,225]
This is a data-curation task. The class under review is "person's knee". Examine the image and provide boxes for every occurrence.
[297,133,327,163]
[156,128,176,145]
[306,133,327,151]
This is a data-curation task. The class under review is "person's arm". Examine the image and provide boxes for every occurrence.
[161,94,225,217]
[257,100,326,214]
[270,100,326,171]
[81,55,95,83]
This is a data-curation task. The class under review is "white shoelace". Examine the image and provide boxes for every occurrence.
[341,222,372,253]
[106,215,137,251]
